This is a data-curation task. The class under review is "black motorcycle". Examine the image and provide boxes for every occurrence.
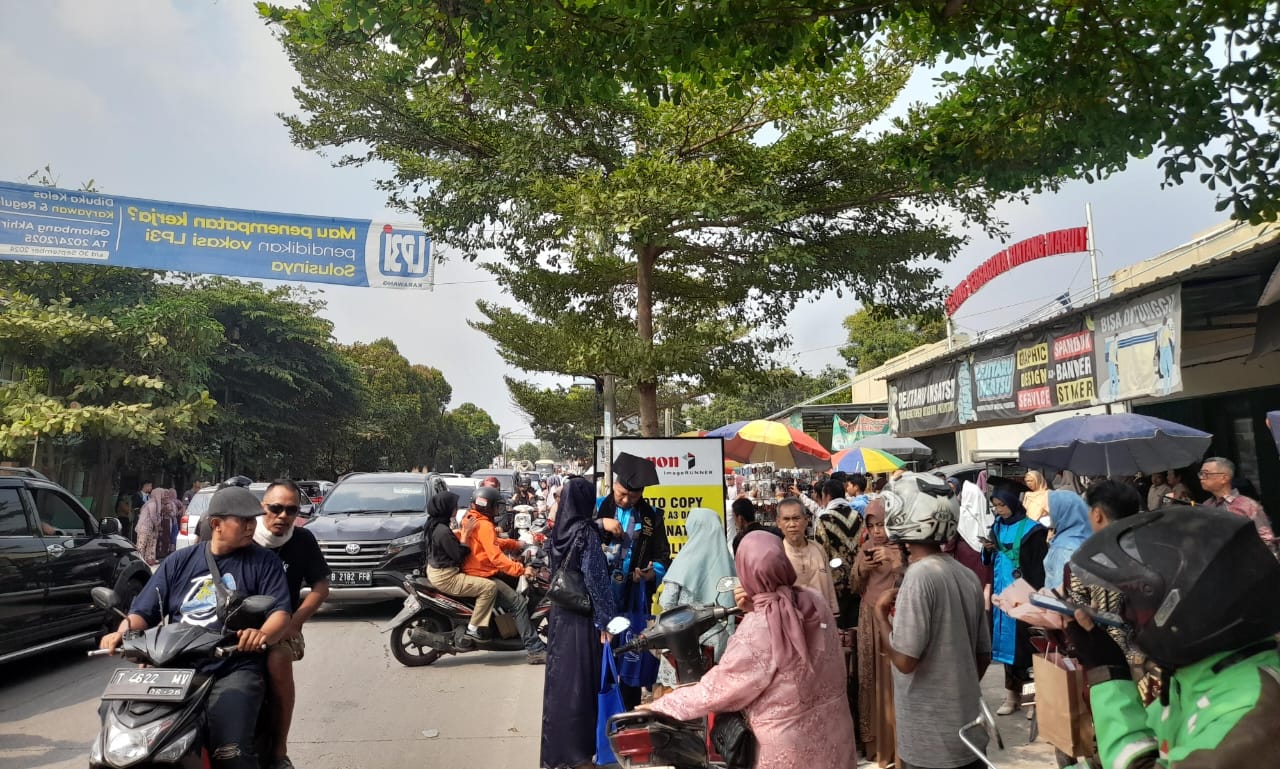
[606,590,742,769]
[87,586,277,769]
[384,544,552,666]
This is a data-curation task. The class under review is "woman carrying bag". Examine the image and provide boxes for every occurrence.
[540,478,618,769]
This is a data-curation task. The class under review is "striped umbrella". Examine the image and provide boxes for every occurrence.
[831,447,906,474]
[706,420,831,470]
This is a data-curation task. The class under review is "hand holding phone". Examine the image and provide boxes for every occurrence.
[1029,592,1126,628]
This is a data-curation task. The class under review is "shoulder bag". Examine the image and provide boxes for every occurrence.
[547,530,593,616]
[710,711,757,769]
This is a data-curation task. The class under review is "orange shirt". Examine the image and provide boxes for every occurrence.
[458,510,524,578]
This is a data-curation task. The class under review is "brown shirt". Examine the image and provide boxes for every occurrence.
[784,539,840,618]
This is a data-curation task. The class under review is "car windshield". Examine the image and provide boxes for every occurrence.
[186,491,213,516]
[446,484,476,509]
[321,481,426,514]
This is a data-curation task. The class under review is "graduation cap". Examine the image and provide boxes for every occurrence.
[613,452,660,491]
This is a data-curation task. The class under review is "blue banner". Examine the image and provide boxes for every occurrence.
[0,181,432,289]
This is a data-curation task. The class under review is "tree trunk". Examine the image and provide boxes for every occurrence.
[635,246,660,436]
[88,439,116,520]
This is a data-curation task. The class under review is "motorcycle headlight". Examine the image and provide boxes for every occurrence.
[89,732,104,764]
[104,712,164,767]
[387,531,424,555]
[153,727,199,763]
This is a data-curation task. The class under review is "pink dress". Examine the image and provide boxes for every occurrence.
[650,596,857,769]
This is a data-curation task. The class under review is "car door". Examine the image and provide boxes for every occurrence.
[28,485,114,635]
[0,486,51,656]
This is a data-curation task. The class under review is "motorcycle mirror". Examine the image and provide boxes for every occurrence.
[92,586,122,611]
[224,594,276,631]
[829,557,843,569]
[98,517,122,537]
[606,616,632,636]
[716,576,739,594]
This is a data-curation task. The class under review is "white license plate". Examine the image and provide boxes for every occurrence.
[332,570,372,586]
[103,668,195,702]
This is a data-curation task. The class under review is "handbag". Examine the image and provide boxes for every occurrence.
[595,642,626,765]
[710,711,757,769]
[547,532,593,616]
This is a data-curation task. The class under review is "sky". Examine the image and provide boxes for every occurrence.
[0,1,1229,437]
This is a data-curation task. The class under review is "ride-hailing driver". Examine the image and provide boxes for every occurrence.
[1065,505,1280,768]
[594,455,671,709]
[459,486,549,664]
[99,486,292,769]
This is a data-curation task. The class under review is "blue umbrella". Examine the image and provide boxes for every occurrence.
[1019,413,1212,476]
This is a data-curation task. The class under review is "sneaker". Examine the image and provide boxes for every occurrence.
[526,650,548,665]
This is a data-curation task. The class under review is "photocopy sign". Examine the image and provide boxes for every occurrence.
[1095,285,1182,403]
[594,437,727,555]
[0,180,431,289]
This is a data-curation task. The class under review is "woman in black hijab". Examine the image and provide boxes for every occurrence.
[540,478,618,769]
[423,491,498,642]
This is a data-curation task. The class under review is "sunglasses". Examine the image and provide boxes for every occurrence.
[264,503,300,516]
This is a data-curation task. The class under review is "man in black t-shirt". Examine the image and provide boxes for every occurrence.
[254,480,331,769]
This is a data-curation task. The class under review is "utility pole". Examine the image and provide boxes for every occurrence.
[600,374,616,494]
[1086,202,1101,302]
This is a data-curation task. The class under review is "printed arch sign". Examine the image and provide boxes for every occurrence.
[0,180,432,289]
[594,436,727,555]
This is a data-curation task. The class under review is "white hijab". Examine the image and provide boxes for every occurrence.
[957,480,994,552]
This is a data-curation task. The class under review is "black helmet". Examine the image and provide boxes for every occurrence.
[220,475,252,489]
[1069,505,1280,669]
[473,486,503,517]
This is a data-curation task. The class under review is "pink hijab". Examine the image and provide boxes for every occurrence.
[736,530,827,671]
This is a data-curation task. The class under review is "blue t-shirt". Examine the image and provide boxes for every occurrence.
[130,542,291,632]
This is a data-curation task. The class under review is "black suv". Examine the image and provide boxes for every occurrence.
[0,468,151,663]
[304,472,447,603]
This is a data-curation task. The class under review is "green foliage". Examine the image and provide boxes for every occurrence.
[273,2,1280,223]
[512,442,541,464]
[0,291,219,456]
[682,366,848,430]
[435,402,501,474]
[839,305,945,371]
[265,4,991,433]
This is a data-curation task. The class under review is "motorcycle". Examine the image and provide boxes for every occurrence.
[606,578,742,769]
[383,544,552,667]
[86,586,278,769]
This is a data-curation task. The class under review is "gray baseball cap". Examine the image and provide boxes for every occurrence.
[206,486,261,519]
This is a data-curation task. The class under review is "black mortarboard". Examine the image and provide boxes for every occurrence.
[613,452,660,491]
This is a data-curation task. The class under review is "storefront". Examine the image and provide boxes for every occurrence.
[884,220,1280,510]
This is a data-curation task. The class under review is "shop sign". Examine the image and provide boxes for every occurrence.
[1094,285,1182,403]
[593,436,727,555]
[0,180,431,289]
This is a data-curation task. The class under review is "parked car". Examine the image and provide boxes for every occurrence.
[295,479,332,507]
[0,468,152,663]
[469,468,520,496]
[304,472,448,602]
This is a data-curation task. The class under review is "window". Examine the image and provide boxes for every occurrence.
[0,489,32,536]
[30,488,91,536]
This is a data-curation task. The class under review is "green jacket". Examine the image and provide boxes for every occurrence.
[1091,644,1280,768]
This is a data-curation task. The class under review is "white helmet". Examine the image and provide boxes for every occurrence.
[882,472,959,544]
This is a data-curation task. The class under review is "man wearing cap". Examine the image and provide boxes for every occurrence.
[595,461,671,709]
[99,486,292,769]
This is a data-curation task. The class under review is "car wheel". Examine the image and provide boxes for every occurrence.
[390,615,446,667]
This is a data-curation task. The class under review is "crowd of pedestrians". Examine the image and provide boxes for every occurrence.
[539,454,1280,769]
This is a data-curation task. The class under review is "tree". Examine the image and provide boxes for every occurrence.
[681,367,849,431]
[435,402,501,474]
[0,291,219,514]
[512,442,541,464]
[839,305,946,371]
[182,277,364,479]
[294,2,1280,223]
[266,5,991,435]
[339,338,451,473]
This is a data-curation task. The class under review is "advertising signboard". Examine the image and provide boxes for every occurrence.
[1095,285,1183,403]
[0,180,431,289]
[593,436,727,555]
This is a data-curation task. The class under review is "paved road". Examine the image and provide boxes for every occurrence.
[0,602,1058,769]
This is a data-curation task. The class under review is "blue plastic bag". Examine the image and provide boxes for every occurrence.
[596,642,625,765]
[617,580,659,688]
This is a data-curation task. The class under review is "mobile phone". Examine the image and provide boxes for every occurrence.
[1029,593,1126,628]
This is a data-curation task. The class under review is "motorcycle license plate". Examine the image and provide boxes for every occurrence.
[332,570,373,586]
[102,668,196,702]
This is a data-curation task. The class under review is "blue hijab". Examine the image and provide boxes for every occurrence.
[1042,490,1091,591]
